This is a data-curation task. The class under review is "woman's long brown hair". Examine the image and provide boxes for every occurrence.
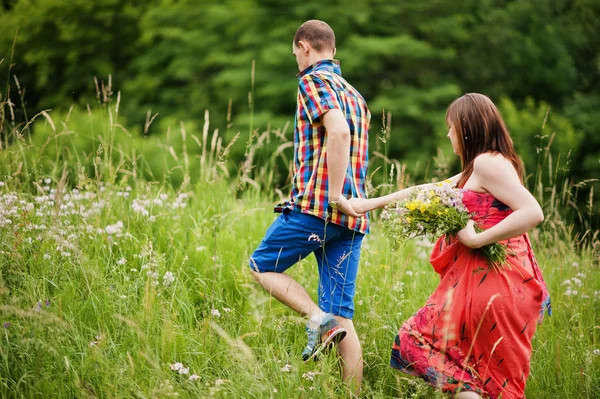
[446,93,524,188]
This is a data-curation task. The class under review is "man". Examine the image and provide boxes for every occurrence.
[249,20,370,390]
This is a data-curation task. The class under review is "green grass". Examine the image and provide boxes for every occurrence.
[0,174,598,398]
[0,96,599,398]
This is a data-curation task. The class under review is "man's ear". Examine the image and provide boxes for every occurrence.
[298,40,310,54]
[333,47,337,57]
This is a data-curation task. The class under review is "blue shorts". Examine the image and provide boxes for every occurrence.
[250,210,365,319]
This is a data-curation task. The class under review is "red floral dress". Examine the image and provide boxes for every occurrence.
[390,190,551,398]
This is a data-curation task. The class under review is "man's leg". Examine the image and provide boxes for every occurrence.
[249,211,329,319]
[250,270,323,318]
[315,228,365,392]
[335,316,362,393]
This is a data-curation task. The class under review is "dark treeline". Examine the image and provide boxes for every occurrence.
[1,1,599,212]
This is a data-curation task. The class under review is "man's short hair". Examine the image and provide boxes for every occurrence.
[294,20,335,52]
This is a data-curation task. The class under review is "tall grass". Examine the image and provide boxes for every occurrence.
[0,80,599,398]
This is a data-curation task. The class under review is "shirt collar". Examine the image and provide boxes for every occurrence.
[297,59,342,78]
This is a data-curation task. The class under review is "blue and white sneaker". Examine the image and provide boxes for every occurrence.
[301,313,346,362]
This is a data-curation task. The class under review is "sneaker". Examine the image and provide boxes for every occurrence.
[301,313,346,362]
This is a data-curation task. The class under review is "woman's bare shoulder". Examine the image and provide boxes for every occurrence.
[473,153,518,183]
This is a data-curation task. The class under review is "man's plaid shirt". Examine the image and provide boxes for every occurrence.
[275,59,370,234]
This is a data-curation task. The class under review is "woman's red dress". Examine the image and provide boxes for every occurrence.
[390,190,551,398]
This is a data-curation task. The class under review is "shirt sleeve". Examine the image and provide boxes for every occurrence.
[298,74,343,124]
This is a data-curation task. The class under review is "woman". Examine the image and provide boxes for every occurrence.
[341,93,551,398]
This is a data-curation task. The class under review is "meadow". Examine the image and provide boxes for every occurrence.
[0,96,599,399]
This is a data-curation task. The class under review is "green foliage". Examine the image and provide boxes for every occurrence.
[0,0,598,218]
[0,0,147,109]
[499,97,581,174]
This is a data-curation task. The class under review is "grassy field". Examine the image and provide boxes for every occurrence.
[0,103,599,398]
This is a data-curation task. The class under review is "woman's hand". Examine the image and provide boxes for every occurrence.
[457,220,483,248]
[347,198,374,215]
[330,196,364,217]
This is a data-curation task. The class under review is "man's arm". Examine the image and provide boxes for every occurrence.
[322,109,362,217]
[322,109,350,201]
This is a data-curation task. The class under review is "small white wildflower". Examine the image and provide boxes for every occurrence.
[572,261,579,268]
[593,349,600,356]
[564,288,578,296]
[132,201,149,217]
[214,379,224,386]
[211,309,221,318]
[44,178,51,184]
[89,334,103,347]
[43,253,51,260]
[223,307,231,313]
[281,364,292,372]
[163,271,175,287]
[105,221,124,235]
[0,181,4,187]
[117,258,127,265]
[196,246,206,252]
[406,270,413,276]
[170,362,183,371]
[178,367,189,375]
[302,371,321,381]
[308,233,322,243]
[273,388,278,393]
[189,374,200,381]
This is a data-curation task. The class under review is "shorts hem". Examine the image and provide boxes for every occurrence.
[320,304,353,320]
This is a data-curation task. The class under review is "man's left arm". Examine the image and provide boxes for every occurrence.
[322,109,362,217]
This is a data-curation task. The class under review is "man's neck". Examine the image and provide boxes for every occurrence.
[307,54,333,67]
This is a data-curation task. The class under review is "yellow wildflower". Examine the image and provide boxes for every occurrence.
[406,200,420,211]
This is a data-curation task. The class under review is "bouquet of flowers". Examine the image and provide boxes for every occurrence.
[381,180,509,272]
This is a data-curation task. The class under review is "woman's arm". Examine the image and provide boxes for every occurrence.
[457,154,544,248]
[347,173,462,215]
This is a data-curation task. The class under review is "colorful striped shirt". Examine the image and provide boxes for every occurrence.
[274,59,370,234]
